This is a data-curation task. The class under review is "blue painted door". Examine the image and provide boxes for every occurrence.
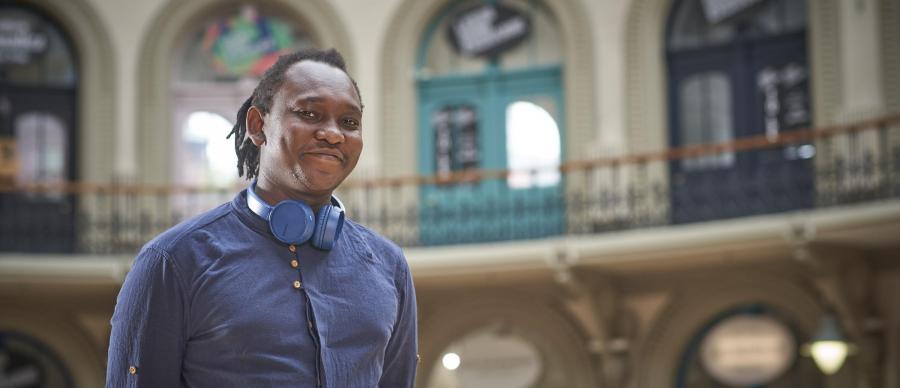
[668,30,813,224]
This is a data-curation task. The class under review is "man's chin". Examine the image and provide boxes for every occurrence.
[294,173,345,196]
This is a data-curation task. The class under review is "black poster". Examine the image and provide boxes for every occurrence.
[432,105,479,175]
[446,3,531,58]
[757,62,810,140]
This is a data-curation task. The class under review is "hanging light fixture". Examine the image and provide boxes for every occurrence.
[807,312,851,375]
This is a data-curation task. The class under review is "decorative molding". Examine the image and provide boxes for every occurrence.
[135,0,352,184]
[624,0,669,154]
[809,0,844,126]
[378,0,597,178]
[880,0,900,113]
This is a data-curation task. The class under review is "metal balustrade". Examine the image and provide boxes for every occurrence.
[1,115,898,254]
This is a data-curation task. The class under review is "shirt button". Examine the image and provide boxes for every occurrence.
[293,280,303,289]
[308,320,313,329]
[129,366,137,375]
[290,259,299,268]
[289,245,297,253]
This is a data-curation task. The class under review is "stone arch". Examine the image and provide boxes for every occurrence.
[19,0,116,182]
[632,272,823,388]
[135,0,353,184]
[378,0,597,178]
[417,291,599,387]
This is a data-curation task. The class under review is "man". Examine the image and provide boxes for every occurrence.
[106,48,418,387]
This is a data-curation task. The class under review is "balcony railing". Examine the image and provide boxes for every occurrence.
[1,115,899,254]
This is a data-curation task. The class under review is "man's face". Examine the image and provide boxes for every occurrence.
[251,61,363,201]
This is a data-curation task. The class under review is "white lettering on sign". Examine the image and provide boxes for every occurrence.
[452,6,527,56]
[0,18,48,64]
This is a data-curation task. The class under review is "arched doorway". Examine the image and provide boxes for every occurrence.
[0,4,79,252]
[416,0,565,245]
[666,0,814,223]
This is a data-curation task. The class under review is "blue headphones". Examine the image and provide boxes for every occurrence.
[246,181,345,250]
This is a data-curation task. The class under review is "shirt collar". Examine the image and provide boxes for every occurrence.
[230,189,272,238]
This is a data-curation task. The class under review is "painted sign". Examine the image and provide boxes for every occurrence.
[446,3,531,58]
[201,5,296,78]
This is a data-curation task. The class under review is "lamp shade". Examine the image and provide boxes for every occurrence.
[810,313,848,375]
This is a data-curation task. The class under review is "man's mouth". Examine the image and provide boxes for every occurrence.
[305,151,344,164]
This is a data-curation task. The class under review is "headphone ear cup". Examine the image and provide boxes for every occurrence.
[311,204,345,250]
[269,201,315,245]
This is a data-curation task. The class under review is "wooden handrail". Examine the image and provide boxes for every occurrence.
[1,114,898,194]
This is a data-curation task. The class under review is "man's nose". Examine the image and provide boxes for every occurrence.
[316,122,344,144]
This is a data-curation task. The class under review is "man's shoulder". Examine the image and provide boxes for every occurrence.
[343,218,405,261]
[143,200,237,255]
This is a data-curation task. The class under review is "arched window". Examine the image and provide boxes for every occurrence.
[0,5,79,253]
[676,304,822,388]
[416,0,565,245]
[171,3,315,188]
[666,0,814,224]
[426,324,543,388]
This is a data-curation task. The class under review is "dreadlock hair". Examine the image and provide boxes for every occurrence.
[226,48,363,180]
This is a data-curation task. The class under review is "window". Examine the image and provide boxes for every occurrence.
[505,100,560,188]
[678,72,734,170]
[427,324,542,388]
[180,111,238,188]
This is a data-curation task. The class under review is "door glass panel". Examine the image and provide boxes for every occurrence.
[180,111,237,187]
[15,111,66,199]
[432,105,480,177]
[679,72,734,171]
[427,325,542,388]
[505,100,560,188]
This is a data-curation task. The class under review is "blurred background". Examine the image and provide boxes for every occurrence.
[1,0,899,386]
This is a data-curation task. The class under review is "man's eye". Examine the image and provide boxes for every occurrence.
[343,118,360,129]
[297,110,317,119]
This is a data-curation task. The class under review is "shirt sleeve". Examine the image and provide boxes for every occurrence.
[106,246,187,387]
[379,256,419,388]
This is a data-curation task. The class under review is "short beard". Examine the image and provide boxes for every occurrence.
[290,167,312,190]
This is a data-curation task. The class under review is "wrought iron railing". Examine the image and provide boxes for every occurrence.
[1,115,898,254]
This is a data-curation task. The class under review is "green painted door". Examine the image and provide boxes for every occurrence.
[417,67,564,245]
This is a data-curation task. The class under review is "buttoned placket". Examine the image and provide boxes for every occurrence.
[290,244,324,388]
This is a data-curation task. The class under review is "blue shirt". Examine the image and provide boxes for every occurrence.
[106,191,418,387]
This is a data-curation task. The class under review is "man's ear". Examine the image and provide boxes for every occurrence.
[246,105,266,147]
